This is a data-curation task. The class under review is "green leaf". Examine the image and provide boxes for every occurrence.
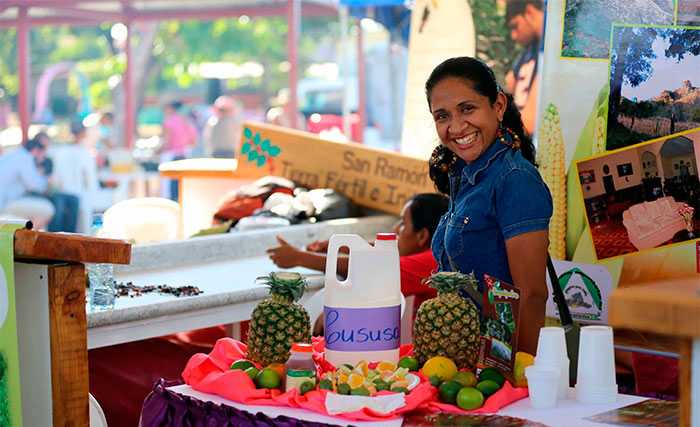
[241,142,251,154]
[248,150,258,162]
[261,139,270,151]
[257,156,266,167]
[268,146,281,156]
[244,127,252,139]
[254,133,261,145]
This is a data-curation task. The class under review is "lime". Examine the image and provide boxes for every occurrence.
[392,386,410,394]
[451,371,477,388]
[299,381,316,395]
[372,377,387,385]
[244,366,260,381]
[476,380,501,398]
[375,382,390,391]
[438,380,462,405]
[422,356,458,382]
[230,360,255,371]
[254,368,282,389]
[428,376,442,388]
[342,364,354,370]
[397,356,420,372]
[318,379,333,390]
[337,383,351,395]
[350,387,370,396]
[456,387,484,410]
[479,367,505,387]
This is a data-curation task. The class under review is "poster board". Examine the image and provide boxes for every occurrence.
[236,122,435,215]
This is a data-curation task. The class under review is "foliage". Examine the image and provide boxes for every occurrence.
[466,0,519,84]
[0,351,9,427]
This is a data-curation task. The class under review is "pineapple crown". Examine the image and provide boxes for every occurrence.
[256,272,308,302]
[422,271,478,294]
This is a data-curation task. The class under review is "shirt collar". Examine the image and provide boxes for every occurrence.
[459,134,510,185]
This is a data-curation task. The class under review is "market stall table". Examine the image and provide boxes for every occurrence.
[147,383,649,426]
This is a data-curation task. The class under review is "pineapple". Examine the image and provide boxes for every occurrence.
[246,272,312,366]
[413,271,481,371]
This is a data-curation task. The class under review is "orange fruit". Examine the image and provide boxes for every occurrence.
[338,373,349,384]
[267,363,285,379]
[377,361,397,372]
[353,360,369,377]
[347,373,365,388]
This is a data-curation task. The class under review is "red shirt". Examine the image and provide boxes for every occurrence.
[400,250,438,312]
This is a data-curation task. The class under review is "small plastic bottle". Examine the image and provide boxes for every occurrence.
[284,343,317,393]
[88,214,116,311]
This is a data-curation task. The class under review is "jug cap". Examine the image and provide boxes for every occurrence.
[376,233,396,241]
[291,343,313,353]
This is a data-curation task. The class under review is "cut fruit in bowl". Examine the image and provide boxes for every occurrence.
[405,373,420,391]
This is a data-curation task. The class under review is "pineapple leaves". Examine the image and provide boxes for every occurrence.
[256,272,309,302]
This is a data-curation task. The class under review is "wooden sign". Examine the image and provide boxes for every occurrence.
[236,122,436,215]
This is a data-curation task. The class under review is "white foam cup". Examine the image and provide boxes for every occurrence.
[575,325,617,403]
[534,327,570,398]
[525,365,560,409]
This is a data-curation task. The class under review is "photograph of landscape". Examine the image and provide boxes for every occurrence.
[561,0,676,59]
[606,25,700,150]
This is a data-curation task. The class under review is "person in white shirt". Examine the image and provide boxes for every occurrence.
[203,96,241,159]
[0,138,55,229]
[50,120,99,233]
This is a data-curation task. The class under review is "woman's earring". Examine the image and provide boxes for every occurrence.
[430,145,458,172]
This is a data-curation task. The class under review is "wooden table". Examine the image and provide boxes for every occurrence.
[13,230,131,427]
[609,277,700,427]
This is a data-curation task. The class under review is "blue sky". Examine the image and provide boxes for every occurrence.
[622,29,700,101]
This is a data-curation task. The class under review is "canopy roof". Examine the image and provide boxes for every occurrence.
[0,0,337,27]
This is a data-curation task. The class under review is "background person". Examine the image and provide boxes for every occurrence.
[160,100,197,200]
[0,138,55,229]
[504,0,544,135]
[425,56,552,355]
[203,95,242,158]
[267,193,449,317]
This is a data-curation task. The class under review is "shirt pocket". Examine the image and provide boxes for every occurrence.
[444,214,468,260]
[451,212,501,259]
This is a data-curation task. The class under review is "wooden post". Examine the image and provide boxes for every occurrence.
[14,229,130,426]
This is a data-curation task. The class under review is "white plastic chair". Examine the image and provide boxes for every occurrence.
[304,288,406,336]
[103,197,181,243]
[89,393,107,427]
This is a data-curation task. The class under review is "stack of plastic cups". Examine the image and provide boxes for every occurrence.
[525,365,560,409]
[576,325,618,403]
[534,327,570,399]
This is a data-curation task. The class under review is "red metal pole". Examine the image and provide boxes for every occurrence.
[357,19,366,144]
[124,20,134,148]
[17,6,30,143]
[286,0,300,129]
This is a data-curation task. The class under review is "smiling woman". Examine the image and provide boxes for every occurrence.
[424,57,552,356]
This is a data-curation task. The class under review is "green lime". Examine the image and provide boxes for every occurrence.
[337,383,351,395]
[428,375,442,388]
[397,356,420,372]
[342,364,354,370]
[318,379,333,390]
[375,382,390,391]
[230,360,255,371]
[244,366,260,381]
[479,368,505,387]
[299,381,316,395]
[438,380,462,405]
[392,386,410,394]
[372,377,387,385]
[476,380,501,398]
[451,371,477,388]
[350,387,370,396]
[456,387,484,410]
[254,368,282,389]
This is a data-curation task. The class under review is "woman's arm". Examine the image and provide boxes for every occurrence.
[505,229,550,355]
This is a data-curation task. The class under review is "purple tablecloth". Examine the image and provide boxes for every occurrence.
[139,379,343,427]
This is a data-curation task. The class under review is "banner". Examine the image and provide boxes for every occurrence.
[0,222,24,427]
[235,122,435,215]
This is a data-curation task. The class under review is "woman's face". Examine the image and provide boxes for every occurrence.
[429,77,506,164]
[393,201,423,257]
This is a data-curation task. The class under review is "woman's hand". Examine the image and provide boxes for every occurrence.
[267,235,302,268]
[305,239,329,253]
[505,230,550,356]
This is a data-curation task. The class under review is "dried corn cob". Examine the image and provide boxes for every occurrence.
[537,103,566,260]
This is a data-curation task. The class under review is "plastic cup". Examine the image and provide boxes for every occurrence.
[534,327,570,398]
[525,365,560,409]
[575,325,617,403]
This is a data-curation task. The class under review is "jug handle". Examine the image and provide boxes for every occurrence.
[325,234,370,286]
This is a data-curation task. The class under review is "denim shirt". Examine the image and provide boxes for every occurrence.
[430,135,553,294]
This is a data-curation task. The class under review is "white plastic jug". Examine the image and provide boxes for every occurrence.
[324,233,401,367]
